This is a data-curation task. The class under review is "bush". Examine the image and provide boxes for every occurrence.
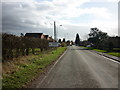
[2,33,49,61]
[61,42,67,47]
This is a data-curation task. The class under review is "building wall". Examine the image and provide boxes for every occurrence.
[41,34,44,39]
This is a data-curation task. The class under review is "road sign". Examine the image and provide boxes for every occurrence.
[49,42,60,47]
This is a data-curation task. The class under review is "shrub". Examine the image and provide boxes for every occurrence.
[2,33,49,61]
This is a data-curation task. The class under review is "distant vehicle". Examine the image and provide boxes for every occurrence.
[86,45,91,47]
[70,43,72,46]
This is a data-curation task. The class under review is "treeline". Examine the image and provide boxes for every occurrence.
[80,28,120,52]
[2,33,49,61]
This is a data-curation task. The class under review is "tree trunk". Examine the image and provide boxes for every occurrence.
[9,48,13,59]
[26,48,29,55]
[21,48,25,56]
[16,48,20,58]
[41,48,43,52]
[32,48,35,54]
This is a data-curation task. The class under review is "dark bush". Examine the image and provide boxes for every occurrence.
[2,33,49,61]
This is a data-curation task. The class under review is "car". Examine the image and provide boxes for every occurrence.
[86,45,91,47]
[70,43,72,46]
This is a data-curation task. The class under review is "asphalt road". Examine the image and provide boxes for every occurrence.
[33,46,119,88]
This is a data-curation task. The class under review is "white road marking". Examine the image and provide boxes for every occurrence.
[101,56,120,64]
[88,50,120,64]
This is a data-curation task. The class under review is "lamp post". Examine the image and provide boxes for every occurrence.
[53,21,62,42]
[54,21,56,41]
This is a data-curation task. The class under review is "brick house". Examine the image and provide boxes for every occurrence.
[25,33,44,39]
[44,35,50,40]
[49,36,54,42]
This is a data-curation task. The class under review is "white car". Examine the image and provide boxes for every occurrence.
[86,45,91,47]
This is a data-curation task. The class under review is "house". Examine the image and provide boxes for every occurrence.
[49,36,54,42]
[44,35,50,40]
[25,33,44,39]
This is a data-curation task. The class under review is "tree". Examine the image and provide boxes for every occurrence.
[20,33,24,37]
[58,39,61,43]
[66,40,70,46]
[108,42,114,51]
[63,38,65,42]
[88,27,109,49]
[75,33,80,46]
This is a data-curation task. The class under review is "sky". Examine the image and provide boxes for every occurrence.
[1,0,119,41]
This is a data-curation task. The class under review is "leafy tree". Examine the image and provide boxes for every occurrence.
[20,33,24,37]
[75,33,80,46]
[63,38,65,42]
[66,40,70,46]
[108,42,114,51]
[58,39,61,43]
[71,41,74,45]
[88,28,109,49]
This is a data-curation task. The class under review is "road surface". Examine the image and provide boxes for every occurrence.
[32,46,119,88]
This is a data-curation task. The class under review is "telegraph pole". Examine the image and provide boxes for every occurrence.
[54,21,57,41]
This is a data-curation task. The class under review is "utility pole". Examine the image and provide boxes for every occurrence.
[53,21,62,42]
[54,21,57,41]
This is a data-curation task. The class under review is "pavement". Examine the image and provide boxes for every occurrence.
[29,45,119,88]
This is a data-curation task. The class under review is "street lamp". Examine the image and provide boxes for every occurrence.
[57,24,62,41]
[53,21,62,42]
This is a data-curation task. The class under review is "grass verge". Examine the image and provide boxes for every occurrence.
[3,47,66,88]
[92,49,107,53]
[81,46,120,57]
[107,52,120,57]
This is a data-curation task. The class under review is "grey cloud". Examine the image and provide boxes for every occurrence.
[2,1,91,40]
[64,25,90,40]
[36,3,54,11]
[2,2,53,36]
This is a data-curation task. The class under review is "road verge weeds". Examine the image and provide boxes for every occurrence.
[2,47,66,88]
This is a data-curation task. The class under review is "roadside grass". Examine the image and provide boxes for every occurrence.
[92,49,107,53]
[80,46,120,57]
[84,47,94,50]
[3,47,66,88]
[107,52,120,57]
[113,48,120,51]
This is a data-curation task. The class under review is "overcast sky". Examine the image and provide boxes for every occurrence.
[1,0,119,41]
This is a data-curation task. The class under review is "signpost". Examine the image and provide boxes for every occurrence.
[49,42,60,47]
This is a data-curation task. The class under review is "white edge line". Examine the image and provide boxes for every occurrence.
[89,50,120,64]
[36,48,68,88]
[101,55,120,64]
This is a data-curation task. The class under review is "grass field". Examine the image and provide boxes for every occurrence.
[2,47,66,88]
